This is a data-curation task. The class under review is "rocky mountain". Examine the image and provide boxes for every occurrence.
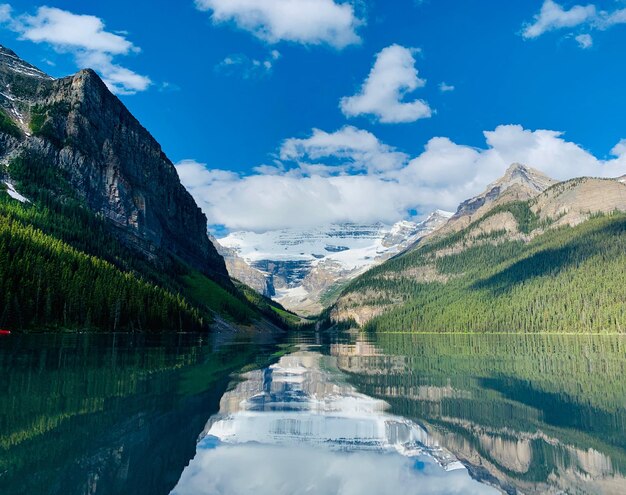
[211,235,274,296]
[0,45,229,284]
[218,211,452,315]
[330,163,626,332]
[437,163,556,236]
[0,46,297,332]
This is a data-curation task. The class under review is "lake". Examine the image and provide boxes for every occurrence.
[1,330,625,494]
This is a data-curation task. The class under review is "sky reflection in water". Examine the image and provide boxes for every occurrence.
[171,348,498,495]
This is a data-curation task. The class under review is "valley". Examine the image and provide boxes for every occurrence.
[216,212,451,315]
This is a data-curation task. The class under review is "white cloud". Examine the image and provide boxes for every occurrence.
[172,443,497,495]
[522,0,596,39]
[176,124,626,233]
[611,139,626,158]
[340,44,432,124]
[575,33,593,48]
[439,82,455,93]
[216,50,281,79]
[194,0,362,49]
[600,8,626,28]
[522,1,626,46]
[0,4,11,23]
[16,6,135,54]
[2,5,150,94]
[280,126,409,174]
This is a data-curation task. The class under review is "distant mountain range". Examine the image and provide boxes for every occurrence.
[216,211,452,315]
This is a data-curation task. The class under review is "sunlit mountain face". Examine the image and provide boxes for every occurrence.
[170,348,498,495]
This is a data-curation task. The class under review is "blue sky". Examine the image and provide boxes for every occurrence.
[2,1,626,232]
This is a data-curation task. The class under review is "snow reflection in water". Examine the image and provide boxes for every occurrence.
[171,347,499,495]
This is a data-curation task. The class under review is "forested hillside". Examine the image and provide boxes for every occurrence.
[0,46,295,333]
[331,182,626,333]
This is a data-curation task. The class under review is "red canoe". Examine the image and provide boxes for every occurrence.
[0,330,11,335]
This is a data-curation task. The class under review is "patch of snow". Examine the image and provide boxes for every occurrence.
[274,285,309,303]
[434,209,454,218]
[0,50,53,80]
[444,461,467,472]
[219,220,431,271]
[3,181,29,203]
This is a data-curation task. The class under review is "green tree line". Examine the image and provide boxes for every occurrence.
[339,205,626,334]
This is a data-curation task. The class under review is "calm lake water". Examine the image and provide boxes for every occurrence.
[1,331,625,494]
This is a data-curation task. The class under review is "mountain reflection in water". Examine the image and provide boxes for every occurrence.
[171,347,498,495]
[2,332,625,494]
[331,333,626,495]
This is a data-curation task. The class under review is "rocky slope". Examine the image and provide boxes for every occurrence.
[331,163,626,329]
[436,163,556,236]
[211,235,273,296]
[0,45,229,284]
[218,211,452,315]
[0,46,298,332]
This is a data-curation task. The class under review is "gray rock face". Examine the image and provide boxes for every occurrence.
[454,163,555,219]
[211,236,273,296]
[0,46,229,283]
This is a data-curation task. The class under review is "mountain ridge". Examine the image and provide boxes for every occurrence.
[328,163,626,332]
[218,211,452,315]
[0,47,229,284]
[436,163,556,237]
[0,45,292,332]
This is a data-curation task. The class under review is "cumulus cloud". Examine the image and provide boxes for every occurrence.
[340,44,432,124]
[194,0,362,49]
[600,8,626,28]
[176,125,626,233]
[522,1,626,46]
[1,5,150,94]
[522,0,595,39]
[280,126,409,174]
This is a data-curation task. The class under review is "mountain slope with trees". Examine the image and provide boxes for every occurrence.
[330,165,626,333]
[0,46,293,332]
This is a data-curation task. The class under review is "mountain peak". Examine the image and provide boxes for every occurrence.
[0,43,230,284]
[453,164,556,219]
[505,162,528,174]
[498,163,554,192]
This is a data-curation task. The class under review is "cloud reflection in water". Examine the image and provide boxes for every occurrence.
[170,350,499,495]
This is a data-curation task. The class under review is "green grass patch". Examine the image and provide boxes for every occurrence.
[183,271,256,325]
[0,108,22,139]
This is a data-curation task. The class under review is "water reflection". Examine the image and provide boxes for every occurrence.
[332,333,626,495]
[172,348,498,495]
[0,332,281,495]
[3,331,626,494]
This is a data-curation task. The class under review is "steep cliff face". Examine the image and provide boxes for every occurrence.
[0,46,228,283]
[211,235,273,296]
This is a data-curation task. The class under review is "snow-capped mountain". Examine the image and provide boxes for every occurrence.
[217,210,452,315]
